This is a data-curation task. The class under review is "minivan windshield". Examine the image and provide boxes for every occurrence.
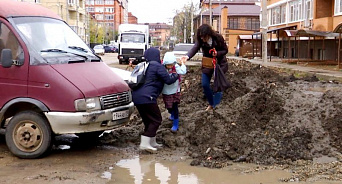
[11,17,98,65]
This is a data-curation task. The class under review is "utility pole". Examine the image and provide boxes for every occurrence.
[66,0,69,24]
[261,0,268,62]
[76,0,79,35]
[191,3,194,43]
[103,0,106,44]
[209,0,212,26]
[184,13,187,43]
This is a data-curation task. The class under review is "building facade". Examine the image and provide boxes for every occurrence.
[264,0,342,66]
[196,0,261,54]
[148,23,171,47]
[85,0,128,33]
[128,12,138,24]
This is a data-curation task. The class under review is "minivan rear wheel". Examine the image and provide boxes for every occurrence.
[5,111,52,159]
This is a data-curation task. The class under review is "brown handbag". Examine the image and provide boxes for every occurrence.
[201,57,214,69]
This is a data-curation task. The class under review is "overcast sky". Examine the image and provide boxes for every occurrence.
[128,0,200,24]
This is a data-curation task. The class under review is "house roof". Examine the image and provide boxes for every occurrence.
[0,0,60,20]
[148,23,171,29]
[285,30,340,37]
[201,4,260,16]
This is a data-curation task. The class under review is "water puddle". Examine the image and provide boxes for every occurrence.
[108,156,294,184]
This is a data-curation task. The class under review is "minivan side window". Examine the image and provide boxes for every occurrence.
[0,22,24,64]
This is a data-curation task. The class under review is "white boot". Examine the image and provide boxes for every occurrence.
[150,137,163,148]
[139,135,157,152]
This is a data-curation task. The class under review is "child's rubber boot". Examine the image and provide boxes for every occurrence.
[170,119,179,133]
[169,112,174,121]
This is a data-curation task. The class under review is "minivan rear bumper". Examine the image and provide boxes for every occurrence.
[44,102,134,134]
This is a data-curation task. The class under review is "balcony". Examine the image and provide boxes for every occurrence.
[68,3,77,11]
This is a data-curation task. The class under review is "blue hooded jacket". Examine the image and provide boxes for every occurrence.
[132,48,179,104]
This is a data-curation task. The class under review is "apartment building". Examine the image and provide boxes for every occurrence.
[12,0,88,42]
[263,0,342,67]
[85,0,128,33]
[148,23,171,47]
[196,0,261,54]
[128,12,138,24]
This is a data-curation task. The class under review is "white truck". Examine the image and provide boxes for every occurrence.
[117,24,150,64]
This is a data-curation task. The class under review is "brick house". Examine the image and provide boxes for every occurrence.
[148,23,172,47]
[195,0,261,54]
[261,0,342,68]
[85,0,128,33]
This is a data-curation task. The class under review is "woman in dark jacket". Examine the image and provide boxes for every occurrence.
[132,47,178,152]
[182,24,228,111]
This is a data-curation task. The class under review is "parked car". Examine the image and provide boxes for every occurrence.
[0,0,134,159]
[172,43,202,61]
[104,45,118,53]
[93,45,105,55]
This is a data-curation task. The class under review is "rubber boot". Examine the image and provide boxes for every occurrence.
[170,119,179,133]
[169,112,174,121]
[150,137,163,148]
[139,135,157,153]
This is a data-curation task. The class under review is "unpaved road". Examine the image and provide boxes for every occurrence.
[1,53,342,184]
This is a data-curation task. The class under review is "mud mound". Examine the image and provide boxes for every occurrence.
[103,59,342,168]
[161,59,342,166]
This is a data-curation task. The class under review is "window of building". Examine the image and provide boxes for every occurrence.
[106,23,114,27]
[95,7,104,13]
[95,14,103,20]
[246,17,260,30]
[95,0,103,5]
[269,4,286,26]
[86,0,94,5]
[86,7,95,12]
[68,0,75,5]
[105,0,114,5]
[305,0,312,19]
[335,0,342,14]
[105,7,114,13]
[228,17,239,29]
[288,0,307,22]
[105,15,114,20]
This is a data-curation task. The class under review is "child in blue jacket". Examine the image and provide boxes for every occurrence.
[162,52,187,133]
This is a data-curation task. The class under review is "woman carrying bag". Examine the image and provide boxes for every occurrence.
[181,24,229,111]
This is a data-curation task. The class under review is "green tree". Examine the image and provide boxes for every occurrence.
[171,3,199,44]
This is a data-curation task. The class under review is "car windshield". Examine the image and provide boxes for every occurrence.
[173,44,194,52]
[121,33,145,43]
[11,17,98,65]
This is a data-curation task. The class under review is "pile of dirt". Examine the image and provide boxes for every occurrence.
[102,59,342,168]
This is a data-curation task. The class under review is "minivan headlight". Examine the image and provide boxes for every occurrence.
[74,97,101,111]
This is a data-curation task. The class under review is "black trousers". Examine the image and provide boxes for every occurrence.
[135,103,162,137]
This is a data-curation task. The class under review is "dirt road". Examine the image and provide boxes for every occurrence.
[1,53,342,183]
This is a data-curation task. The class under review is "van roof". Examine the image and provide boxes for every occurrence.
[0,0,61,20]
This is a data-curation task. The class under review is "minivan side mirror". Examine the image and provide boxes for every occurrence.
[1,49,13,68]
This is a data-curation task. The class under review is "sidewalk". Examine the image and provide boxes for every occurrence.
[184,56,342,81]
[226,56,342,82]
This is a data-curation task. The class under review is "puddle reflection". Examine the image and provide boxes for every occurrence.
[110,156,295,184]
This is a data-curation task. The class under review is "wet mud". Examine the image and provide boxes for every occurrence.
[102,59,342,182]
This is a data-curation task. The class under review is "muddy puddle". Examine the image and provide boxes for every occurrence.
[97,155,338,184]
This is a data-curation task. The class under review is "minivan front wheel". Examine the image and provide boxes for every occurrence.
[5,111,52,159]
